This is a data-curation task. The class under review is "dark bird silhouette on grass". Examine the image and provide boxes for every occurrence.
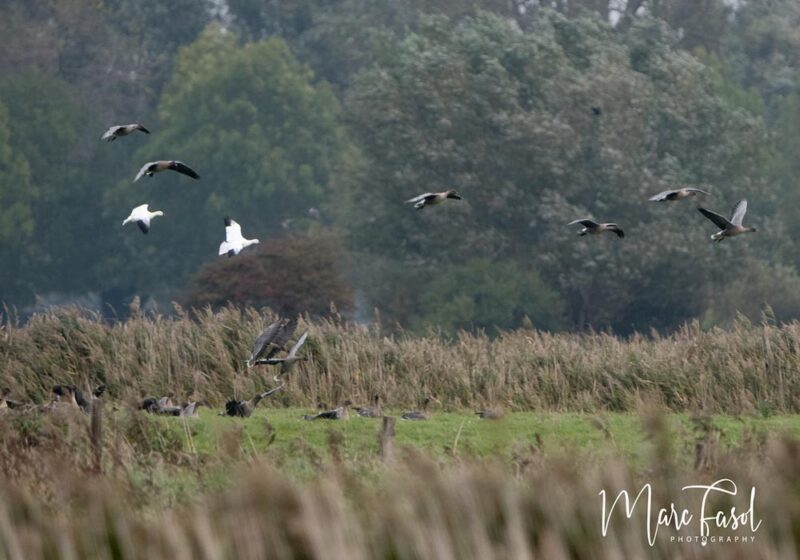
[401,395,440,421]
[354,394,382,418]
[53,384,105,413]
[304,400,352,420]
[223,385,284,418]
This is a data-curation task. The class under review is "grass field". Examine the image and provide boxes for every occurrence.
[4,309,800,558]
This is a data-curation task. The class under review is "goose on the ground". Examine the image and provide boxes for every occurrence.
[53,384,105,413]
[223,385,284,418]
[649,187,711,202]
[303,400,352,420]
[406,190,463,210]
[101,123,150,142]
[354,394,382,418]
[475,408,504,420]
[698,199,757,243]
[256,331,309,380]
[122,204,164,234]
[401,395,439,421]
[133,160,199,182]
[0,388,25,411]
[218,217,259,257]
[568,219,624,238]
[247,318,296,367]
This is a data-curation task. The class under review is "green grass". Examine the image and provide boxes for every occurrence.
[140,409,800,475]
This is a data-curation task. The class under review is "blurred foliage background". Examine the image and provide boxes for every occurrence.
[2,0,800,335]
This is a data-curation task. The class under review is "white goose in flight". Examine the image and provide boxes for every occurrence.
[122,204,164,234]
[218,217,259,257]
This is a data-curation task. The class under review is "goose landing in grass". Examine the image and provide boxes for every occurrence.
[122,204,164,234]
[133,160,199,182]
[218,217,259,257]
[256,331,309,381]
[649,187,711,202]
[247,319,296,368]
[568,219,624,238]
[698,199,757,243]
[406,190,462,210]
[223,386,284,418]
[101,124,150,141]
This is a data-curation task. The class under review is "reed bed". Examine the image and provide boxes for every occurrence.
[2,306,800,413]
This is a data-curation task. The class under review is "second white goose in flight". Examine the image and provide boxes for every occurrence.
[218,217,259,257]
[698,199,756,242]
[122,204,164,234]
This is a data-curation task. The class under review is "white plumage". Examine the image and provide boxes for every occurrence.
[218,217,260,257]
[122,204,164,234]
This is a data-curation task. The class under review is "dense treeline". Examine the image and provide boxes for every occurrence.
[3,0,800,334]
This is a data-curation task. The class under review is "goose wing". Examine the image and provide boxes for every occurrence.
[224,217,244,243]
[170,161,199,179]
[134,162,155,182]
[405,193,436,204]
[248,320,282,365]
[698,207,732,230]
[685,187,711,196]
[134,124,151,134]
[264,319,297,360]
[101,126,122,140]
[287,331,309,358]
[729,199,748,226]
[568,219,599,228]
[648,190,677,202]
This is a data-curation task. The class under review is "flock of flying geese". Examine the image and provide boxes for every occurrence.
[2,117,756,423]
[414,185,757,242]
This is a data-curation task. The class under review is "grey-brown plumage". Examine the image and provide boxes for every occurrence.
[475,408,504,420]
[304,400,352,420]
[53,384,105,413]
[401,395,439,421]
[101,123,150,141]
[247,319,297,367]
[698,199,757,243]
[649,187,711,202]
[223,385,284,418]
[405,189,463,210]
[568,219,624,238]
[133,160,199,182]
[255,331,309,380]
[354,394,382,418]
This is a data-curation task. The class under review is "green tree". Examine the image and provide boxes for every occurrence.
[343,10,772,333]
[416,259,565,334]
[104,26,347,303]
[0,100,35,302]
